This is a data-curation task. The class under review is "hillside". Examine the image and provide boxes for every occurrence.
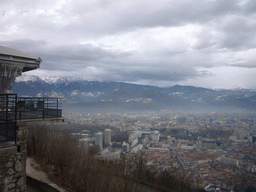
[13,75,256,113]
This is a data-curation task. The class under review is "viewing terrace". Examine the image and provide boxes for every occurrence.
[0,93,62,143]
[0,45,63,145]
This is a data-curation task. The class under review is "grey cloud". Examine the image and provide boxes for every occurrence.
[1,0,254,48]
[29,0,243,38]
[193,28,217,50]
[230,61,256,68]
[0,39,134,71]
[2,39,207,83]
[103,0,241,33]
[1,0,256,89]
[96,62,205,83]
[219,15,256,49]
[241,0,256,14]
[55,0,256,53]
[0,39,47,50]
[1,39,131,59]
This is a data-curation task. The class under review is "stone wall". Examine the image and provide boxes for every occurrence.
[0,122,28,192]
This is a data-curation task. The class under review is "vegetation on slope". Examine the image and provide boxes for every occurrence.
[27,124,205,192]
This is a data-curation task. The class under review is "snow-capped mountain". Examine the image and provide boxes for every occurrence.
[13,75,256,113]
[16,75,89,84]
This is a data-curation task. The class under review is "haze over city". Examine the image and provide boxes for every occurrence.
[1,0,256,89]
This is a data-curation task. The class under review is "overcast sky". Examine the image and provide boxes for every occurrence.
[1,0,256,89]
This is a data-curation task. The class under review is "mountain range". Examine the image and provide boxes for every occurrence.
[13,75,256,113]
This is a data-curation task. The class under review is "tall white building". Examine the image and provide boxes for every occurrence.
[95,132,103,150]
[104,129,111,145]
[151,131,160,142]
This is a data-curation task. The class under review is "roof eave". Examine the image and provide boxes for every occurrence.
[0,54,41,72]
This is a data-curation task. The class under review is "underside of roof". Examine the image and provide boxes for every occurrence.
[0,45,41,72]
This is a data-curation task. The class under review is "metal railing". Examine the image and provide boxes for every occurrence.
[0,94,17,143]
[17,97,62,120]
[0,94,62,143]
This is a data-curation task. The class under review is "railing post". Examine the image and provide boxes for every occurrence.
[47,98,48,118]
[43,98,45,120]
[57,98,59,118]
[14,95,17,145]
[0,94,17,143]
[6,94,8,120]
[5,95,8,141]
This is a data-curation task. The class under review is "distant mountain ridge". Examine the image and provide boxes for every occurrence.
[13,75,256,113]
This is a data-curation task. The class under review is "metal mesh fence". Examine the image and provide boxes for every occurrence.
[0,94,17,142]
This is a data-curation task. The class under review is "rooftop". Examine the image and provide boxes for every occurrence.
[0,46,36,59]
[0,45,41,72]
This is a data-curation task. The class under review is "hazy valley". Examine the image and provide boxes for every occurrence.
[14,75,256,114]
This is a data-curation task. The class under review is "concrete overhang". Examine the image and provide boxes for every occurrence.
[0,45,41,72]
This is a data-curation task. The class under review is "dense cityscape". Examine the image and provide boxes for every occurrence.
[63,111,256,191]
